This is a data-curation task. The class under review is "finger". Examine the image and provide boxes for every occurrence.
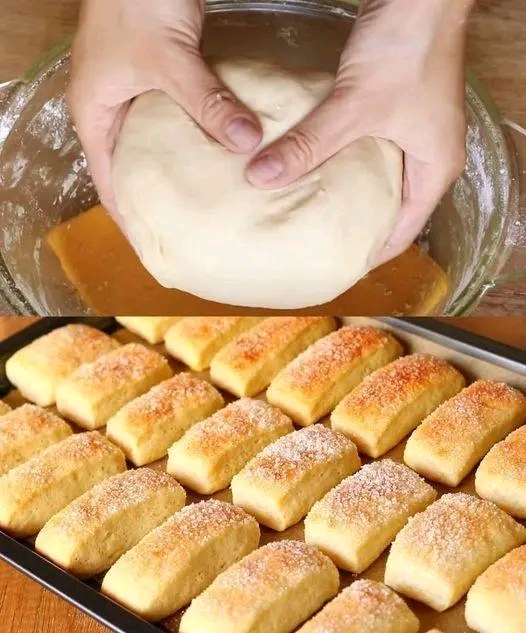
[163,52,262,154]
[245,88,358,189]
[70,101,128,217]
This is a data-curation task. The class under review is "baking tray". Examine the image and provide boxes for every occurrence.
[0,316,525,633]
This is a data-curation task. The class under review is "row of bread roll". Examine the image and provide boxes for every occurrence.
[5,324,120,406]
[304,459,437,572]
[107,372,224,465]
[231,424,361,531]
[0,431,126,537]
[266,325,403,426]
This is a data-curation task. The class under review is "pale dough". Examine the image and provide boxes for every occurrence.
[113,58,402,309]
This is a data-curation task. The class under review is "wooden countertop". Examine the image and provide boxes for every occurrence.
[0,314,525,633]
[0,0,525,315]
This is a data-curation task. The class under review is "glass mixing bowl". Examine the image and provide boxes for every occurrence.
[0,0,525,315]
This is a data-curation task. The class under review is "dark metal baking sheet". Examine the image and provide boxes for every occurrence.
[0,316,524,633]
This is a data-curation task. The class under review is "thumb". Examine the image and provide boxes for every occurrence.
[245,88,358,189]
[164,52,262,154]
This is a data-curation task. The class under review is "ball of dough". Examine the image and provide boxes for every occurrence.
[112,58,402,309]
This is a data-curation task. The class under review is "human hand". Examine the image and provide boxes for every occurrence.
[246,0,474,264]
[68,0,262,213]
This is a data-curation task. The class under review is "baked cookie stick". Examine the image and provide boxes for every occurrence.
[475,425,526,518]
[116,317,182,344]
[106,373,224,466]
[0,404,72,475]
[164,317,263,371]
[384,492,526,611]
[167,398,293,494]
[180,540,339,633]
[465,545,526,633]
[404,380,526,486]
[210,317,336,397]
[267,326,403,426]
[56,343,172,429]
[5,324,120,406]
[231,425,360,531]
[331,354,465,457]
[305,460,436,572]
[0,432,126,537]
[35,468,185,577]
[102,500,260,621]
[297,580,419,633]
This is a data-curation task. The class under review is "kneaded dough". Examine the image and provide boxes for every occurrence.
[113,58,402,309]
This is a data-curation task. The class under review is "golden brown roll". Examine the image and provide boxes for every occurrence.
[106,373,224,466]
[297,580,419,633]
[331,354,465,457]
[35,468,186,576]
[475,425,526,518]
[465,545,526,633]
[5,324,120,406]
[0,400,12,416]
[209,317,337,397]
[231,425,361,531]
[384,492,526,611]
[164,317,264,371]
[404,380,526,486]
[304,459,436,572]
[167,398,293,494]
[102,500,260,621]
[267,326,403,426]
[116,317,182,344]
[179,540,339,633]
[0,404,72,475]
[0,432,126,537]
[56,343,173,429]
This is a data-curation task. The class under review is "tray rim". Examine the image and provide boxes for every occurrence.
[0,316,525,633]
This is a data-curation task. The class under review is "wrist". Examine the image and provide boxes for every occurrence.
[354,0,472,57]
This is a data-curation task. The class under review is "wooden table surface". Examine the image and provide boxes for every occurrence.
[0,0,525,315]
[0,314,525,633]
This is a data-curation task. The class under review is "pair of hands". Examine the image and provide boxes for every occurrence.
[68,0,472,265]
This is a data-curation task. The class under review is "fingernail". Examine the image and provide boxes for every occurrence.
[226,117,261,152]
[246,154,284,185]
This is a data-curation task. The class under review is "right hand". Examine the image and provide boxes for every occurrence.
[68,0,262,213]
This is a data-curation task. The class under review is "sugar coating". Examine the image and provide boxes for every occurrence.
[44,468,182,536]
[14,324,119,372]
[181,399,291,454]
[414,380,525,444]
[172,317,245,340]
[215,317,330,368]
[279,326,397,392]
[395,493,526,572]
[193,540,332,619]
[2,432,123,489]
[241,425,355,483]
[117,373,219,424]
[470,545,526,598]
[310,460,435,528]
[121,499,256,565]
[478,426,526,482]
[339,354,461,413]
[66,343,170,390]
[0,404,69,443]
[298,580,417,632]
